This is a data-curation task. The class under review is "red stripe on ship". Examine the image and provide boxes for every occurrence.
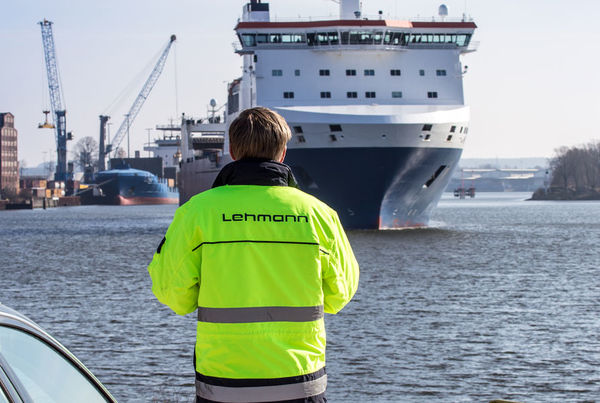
[117,196,178,205]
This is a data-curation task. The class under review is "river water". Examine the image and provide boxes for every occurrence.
[1,193,599,402]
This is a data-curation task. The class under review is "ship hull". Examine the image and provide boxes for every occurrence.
[81,194,178,206]
[179,145,461,229]
[286,146,462,229]
[179,105,469,228]
[178,155,232,204]
[116,195,178,205]
[80,168,178,206]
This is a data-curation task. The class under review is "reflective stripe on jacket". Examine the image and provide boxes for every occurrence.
[148,161,359,402]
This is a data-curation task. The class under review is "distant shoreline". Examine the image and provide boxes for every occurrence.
[530,188,600,201]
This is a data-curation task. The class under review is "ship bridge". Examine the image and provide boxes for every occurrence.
[235,20,477,53]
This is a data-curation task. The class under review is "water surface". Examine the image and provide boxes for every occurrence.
[1,194,599,402]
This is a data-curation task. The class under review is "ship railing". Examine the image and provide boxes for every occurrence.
[190,132,225,139]
[183,120,226,133]
[155,124,181,131]
[463,40,480,53]
[237,42,475,53]
[404,16,475,23]
[404,41,478,51]
[232,42,243,53]
[266,15,475,23]
[248,42,476,52]
[310,44,408,52]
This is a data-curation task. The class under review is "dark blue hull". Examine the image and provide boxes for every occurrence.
[286,147,462,229]
[80,168,178,205]
[178,147,461,229]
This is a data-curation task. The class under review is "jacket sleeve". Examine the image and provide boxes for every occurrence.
[322,211,359,314]
[148,204,202,315]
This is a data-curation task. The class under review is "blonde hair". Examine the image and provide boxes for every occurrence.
[228,107,292,160]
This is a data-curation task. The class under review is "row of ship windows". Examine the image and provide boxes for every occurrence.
[294,124,467,134]
[293,125,467,143]
[240,32,472,47]
[272,69,447,77]
[422,124,468,134]
[283,91,439,99]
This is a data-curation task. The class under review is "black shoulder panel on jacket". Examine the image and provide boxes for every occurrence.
[157,237,166,254]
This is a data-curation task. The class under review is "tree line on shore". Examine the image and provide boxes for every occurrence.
[533,140,600,200]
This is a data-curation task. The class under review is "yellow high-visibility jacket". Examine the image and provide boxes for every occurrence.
[148,160,359,402]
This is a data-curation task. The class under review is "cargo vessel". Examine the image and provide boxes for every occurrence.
[179,0,478,229]
[80,163,178,205]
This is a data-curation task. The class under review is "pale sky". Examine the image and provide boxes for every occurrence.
[2,0,599,167]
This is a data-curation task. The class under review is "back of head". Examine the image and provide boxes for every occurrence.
[229,107,292,161]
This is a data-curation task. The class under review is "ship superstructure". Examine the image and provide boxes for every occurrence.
[179,0,477,229]
[144,124,182,178]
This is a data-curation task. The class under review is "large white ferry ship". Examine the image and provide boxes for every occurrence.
[179,0,477,229]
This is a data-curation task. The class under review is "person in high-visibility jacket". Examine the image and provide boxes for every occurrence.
[148,107,359,403]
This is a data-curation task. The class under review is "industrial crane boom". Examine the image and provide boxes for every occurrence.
[39,19,71,182]
[103,34,176,162]
[40,20,64,115]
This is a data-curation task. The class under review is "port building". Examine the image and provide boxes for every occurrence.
[0,113,19,194]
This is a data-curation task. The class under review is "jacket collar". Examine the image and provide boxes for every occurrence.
[212,158,298,188]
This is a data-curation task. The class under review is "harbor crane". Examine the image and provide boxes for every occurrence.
[38,19,72,182]
[98,34,176,171]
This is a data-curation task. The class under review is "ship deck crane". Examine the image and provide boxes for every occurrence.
[38,19,72,182]
[98,34,176,171]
